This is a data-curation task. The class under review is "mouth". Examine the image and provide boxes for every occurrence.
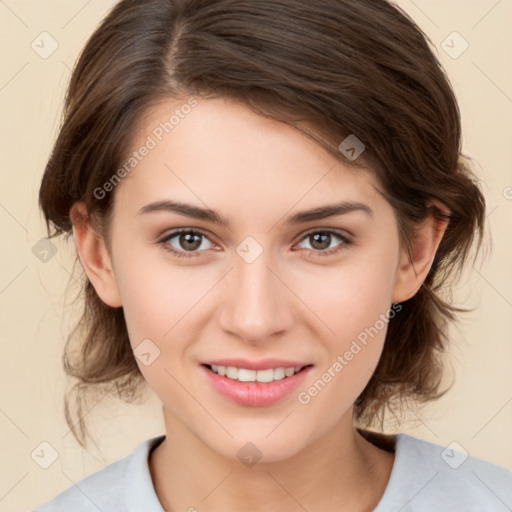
[200,362,314,407]
[202,363,312,383]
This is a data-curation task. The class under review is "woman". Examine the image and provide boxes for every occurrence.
[35,0,512,510]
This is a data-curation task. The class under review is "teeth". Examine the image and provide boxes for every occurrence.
[226,366,238,379]
[209,365,303,382]
[251,368,273,382]
[237,368,256,381]
[273,367,285,380]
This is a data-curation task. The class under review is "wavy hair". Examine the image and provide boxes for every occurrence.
[39,0,486,448]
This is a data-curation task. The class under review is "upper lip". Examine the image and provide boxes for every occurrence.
[202,358,312,371]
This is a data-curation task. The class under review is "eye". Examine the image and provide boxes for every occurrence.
[295,230,352,257]
[159,229,215,258]
[158,228,352,259]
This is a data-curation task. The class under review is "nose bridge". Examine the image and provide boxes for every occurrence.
[218,248,293,342]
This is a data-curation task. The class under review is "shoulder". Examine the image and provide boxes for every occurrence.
[375,432,512,512]
[33,435,165,512]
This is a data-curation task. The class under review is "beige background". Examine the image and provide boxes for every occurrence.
[0,1,511,510]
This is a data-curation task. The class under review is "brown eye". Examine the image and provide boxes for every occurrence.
[308,232,333,251]
[296,230,352,257]
[159,229,214,258]
[177,232,203,251]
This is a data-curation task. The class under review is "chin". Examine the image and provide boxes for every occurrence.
[202,428,310,466]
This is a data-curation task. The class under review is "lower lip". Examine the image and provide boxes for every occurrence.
[201,365,312,407]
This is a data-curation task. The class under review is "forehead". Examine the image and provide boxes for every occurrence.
[113,97,384,221]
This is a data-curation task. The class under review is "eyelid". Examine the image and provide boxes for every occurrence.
[159,226,351,244]
[293,226,353,247]
[158,226,353,259]
[159,227,217,244]
[297,226,353,239]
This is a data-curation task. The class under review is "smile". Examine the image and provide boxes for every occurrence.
[201,362,313,407]
[209,364,304,383]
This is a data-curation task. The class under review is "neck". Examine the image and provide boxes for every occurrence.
[149,411,395,512]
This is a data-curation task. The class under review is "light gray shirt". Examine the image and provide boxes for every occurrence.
[34,432,512,511]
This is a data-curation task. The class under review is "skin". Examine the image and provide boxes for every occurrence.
[71,97,449,512]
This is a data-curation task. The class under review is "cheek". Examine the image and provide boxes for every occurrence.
[110,243,222,397]
[112,242,209,344]
[295,250,398,403]
[111,251,202,399]
[296,247,398,347]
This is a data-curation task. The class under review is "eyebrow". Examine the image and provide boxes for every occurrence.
[137,199,373,226]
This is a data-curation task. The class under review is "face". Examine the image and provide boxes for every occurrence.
[95,97,407,462]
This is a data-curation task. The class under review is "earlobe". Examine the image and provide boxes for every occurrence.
[392,200,450,303]
[70,202,122,308]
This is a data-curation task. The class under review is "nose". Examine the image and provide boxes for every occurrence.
[217,249,295,344]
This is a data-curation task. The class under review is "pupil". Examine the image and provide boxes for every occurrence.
[181,233,201,250]
[311,233,330,250]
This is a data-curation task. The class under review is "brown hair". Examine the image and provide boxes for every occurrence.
[39,0,486,449]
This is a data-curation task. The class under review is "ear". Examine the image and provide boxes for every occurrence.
[70,201,122,308]
[392,200,450,303]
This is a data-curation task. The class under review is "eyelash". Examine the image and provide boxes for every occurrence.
[158,228,352,259]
